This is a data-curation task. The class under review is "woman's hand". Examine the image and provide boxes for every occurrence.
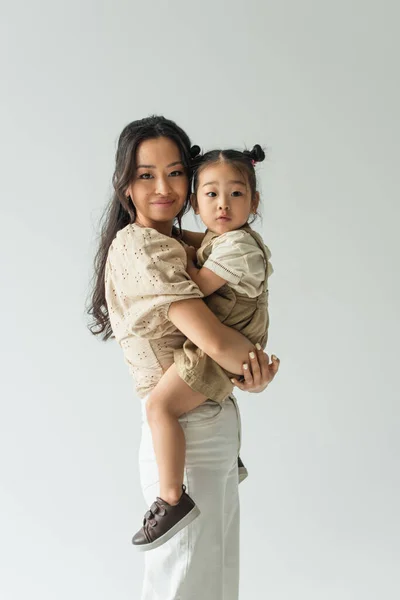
[231,345,280,393]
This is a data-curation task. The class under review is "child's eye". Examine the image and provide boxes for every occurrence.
[206,192,217,197]
[231,191,243,197]
[139,173,153,179]
[169,170,184,177]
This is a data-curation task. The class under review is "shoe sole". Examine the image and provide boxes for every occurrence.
[134,505,201,552]
[239,467,248,484]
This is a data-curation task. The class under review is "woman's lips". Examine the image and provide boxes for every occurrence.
[217,216,231,221]
[151,199,175,206]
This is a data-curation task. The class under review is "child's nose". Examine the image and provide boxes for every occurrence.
[218,195,230,210]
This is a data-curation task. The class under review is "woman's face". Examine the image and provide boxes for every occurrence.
[125,137,189,233]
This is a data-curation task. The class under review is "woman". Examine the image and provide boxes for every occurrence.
[88,115,280,600]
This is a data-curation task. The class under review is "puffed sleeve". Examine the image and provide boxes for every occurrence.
[105,224,204,341]
[202,230,264,284]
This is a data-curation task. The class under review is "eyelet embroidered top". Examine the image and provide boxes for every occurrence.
[105,224,204,398]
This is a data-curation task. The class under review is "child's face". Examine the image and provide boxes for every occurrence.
[192,161,259,234]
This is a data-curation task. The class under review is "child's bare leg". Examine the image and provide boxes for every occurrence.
[145,363,207,506]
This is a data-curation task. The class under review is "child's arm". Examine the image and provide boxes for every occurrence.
[185,246,227,297]
[146,363,208,417]
[181,230,206,249]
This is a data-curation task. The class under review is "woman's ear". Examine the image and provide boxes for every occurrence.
[252,191,260,214]
[125,183,132,201]
[190,193,199,214]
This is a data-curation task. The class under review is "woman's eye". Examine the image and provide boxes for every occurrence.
[169,170,184,177]
[232,191,243,197]
[139,173,153,179]
[206,192,217,197]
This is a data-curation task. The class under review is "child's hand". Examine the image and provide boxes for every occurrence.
[231,346,280,393]
[185,245,197,263]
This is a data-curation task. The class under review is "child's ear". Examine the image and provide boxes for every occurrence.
[190,193,199,214]
[251,191,260,214]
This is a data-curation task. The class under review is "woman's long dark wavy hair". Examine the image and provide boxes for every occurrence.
[87,115,199,340]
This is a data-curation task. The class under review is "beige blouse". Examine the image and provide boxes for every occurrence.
[105,224,204,398]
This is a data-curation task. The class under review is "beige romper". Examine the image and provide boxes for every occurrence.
[174,225,273,402]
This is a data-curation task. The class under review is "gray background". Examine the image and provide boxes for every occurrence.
[1,1,399,598]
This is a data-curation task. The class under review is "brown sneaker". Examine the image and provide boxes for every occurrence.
[132,485,200,552]
[238,456,248,484]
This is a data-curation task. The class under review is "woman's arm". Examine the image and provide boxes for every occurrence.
[168,298,256,375]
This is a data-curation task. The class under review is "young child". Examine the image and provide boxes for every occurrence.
[132,144,276,551]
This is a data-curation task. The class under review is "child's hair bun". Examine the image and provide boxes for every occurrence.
[248,144,266,163]
[190,145,201,159]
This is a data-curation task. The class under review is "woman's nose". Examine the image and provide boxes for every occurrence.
[155,175,171,195]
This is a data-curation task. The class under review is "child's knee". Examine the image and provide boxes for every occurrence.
[146,394,175,423]
[146,395,159,422]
